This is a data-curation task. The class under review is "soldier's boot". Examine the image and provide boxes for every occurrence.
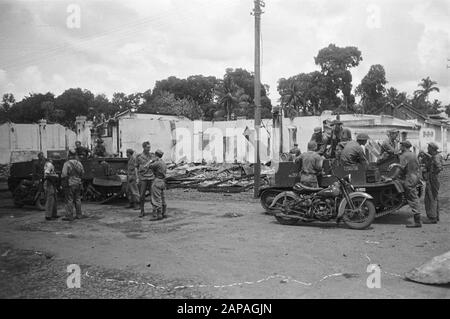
[162,205,167,219]
[150,207,162,221]
[406,214,422,228]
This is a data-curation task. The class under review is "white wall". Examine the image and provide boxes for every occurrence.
[0,122,76,164]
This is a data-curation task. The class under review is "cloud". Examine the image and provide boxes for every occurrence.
[0,0,448,105]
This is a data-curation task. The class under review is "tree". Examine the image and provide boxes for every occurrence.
[414,77,440,102]
[54,88,94,129]
[386,87,407,107]
[355,64,387,114]
[314,44,362,111]
[215,75,240,120]
[1,93,15,112]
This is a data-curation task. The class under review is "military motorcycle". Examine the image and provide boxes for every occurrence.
[12,177,47,210]
[269,173,376,230]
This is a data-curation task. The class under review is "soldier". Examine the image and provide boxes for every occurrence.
[43,156,59,221]
[92,138,106,157]
[391,141,422,228]
[288,143,301,161]
[295,141,323,187]
[328,120,352,158]
[61,150,86,221]
[147,149,167,221]
[379,129,400,161]
[126,148,139,210]
[340,133,369,166]
[32,152,46,181]
[421,142,444,224]
[135,141,155,218]
[310,127,328,156]
[75,141,90,159]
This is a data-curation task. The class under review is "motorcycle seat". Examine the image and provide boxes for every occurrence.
[293,183,324,193]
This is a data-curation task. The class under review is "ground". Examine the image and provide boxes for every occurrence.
[0,183,449,299]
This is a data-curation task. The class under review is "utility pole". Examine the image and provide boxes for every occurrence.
[253,0,264,198]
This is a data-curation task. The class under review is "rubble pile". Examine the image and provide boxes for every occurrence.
[0,164,10,181]
[165,163,274,193]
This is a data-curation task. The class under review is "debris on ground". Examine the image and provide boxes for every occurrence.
[165,163,272,193]
[404,251,450,284]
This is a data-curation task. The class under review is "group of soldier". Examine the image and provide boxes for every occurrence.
[125,141,167,220]
[36,139,167,222]
[288,119,444,228]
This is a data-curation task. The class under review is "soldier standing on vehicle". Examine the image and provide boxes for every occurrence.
[295,141,323,188]
[421,142,444,224]
[288,143,301,161]
[379,129,400,161]
[32,152,46,181]
[126,148,139,210]
[310,127,328,156]
[92,138,106,157]
[135,141,155,218]
[75,141,90,159]
[43,156,60,221]
[61,150,86,221]
[147,149,167,221]
[392,141,422,228]
[340,133,369,167]
[328,120,352,158]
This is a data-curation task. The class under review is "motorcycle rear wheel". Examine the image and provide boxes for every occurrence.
[342,197,376,230]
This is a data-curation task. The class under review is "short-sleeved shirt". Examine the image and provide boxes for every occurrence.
[148,158,167,179]
[340,140,368,166]
[297,151,323,175]
[61,159,84,186]
[135,152,156,180]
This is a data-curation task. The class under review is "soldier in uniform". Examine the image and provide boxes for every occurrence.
[288,143,301,161]
[61,150,86,221]
[379,129,399,161]
[340,133,369,166]
[92,138,106,157]
[126,149,140,210]
[147,150,167,221]
[32,152,46,181]
[295,141,323,187]
[75,141,90,159]
[43,156,60,221]
[328,120,352,158]
[135,141,155,218]
[421,142,444,224]
[310,127,328,156]
[392,141,422,228]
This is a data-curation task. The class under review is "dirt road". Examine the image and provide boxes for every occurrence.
[0,187,449,299]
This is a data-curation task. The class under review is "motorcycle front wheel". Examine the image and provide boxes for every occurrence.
[342,197,376,230]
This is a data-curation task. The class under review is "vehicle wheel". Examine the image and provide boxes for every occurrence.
[342,197,376,230]
[275,213,298,226]
[260,190,282,213]
[35,192,46,211]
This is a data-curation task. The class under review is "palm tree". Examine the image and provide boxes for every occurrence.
[414,77,440,102]
[281,82,303,119]
[216,76,239,121]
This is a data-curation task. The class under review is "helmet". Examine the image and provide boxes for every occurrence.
[356,133,369,141]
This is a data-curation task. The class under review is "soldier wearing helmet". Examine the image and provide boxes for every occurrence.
[340,133,369,166]
[92,138,106,158]
[379,128,400,161]
[295,141,323,188]
[310,127,329,156]
[420,142,444,224]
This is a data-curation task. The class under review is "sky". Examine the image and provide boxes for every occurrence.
[0,0,449,106]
